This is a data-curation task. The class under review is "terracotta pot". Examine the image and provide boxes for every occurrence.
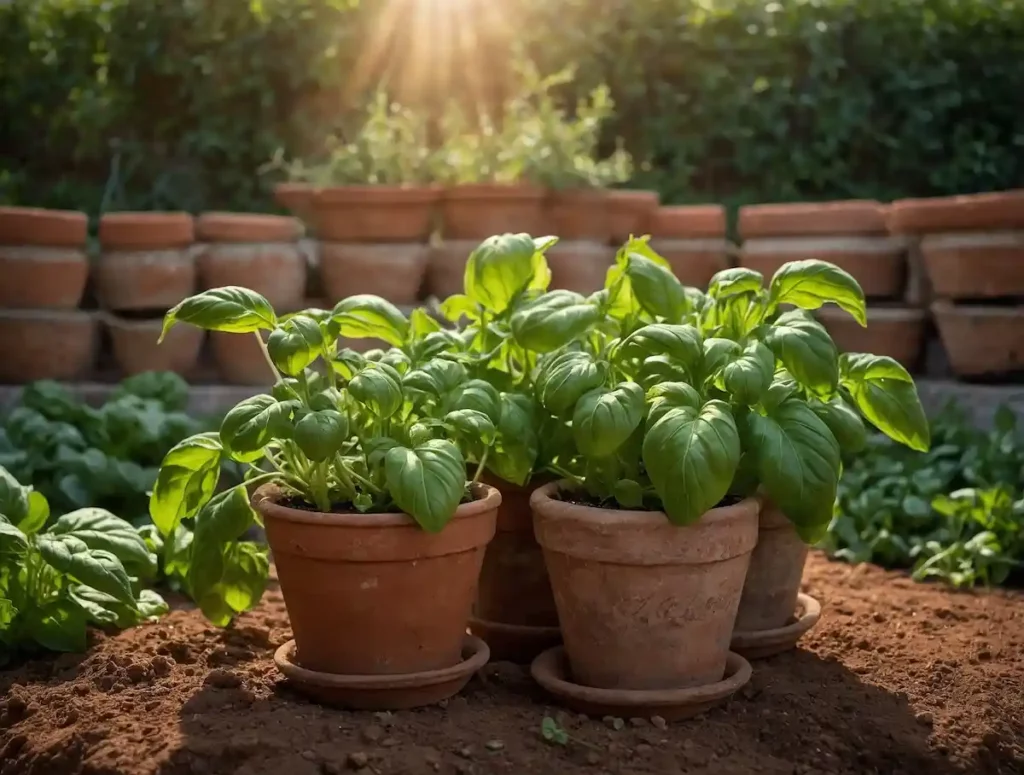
[442,184,547,240]
[319,243,428,304]
[739,200,887,239]
[255,483,499,675]
[932,302,1024,377]
[197,212,302,243]
[734,504,808,633]
[99,212,194,251]
[210,330,274,385]
[888,189,1024,234]
[312,186,439,243]
[531,482,759,691]
[816,306,927,370]
[106,316,205,376]
[0,310,98,382]
[0,206,88,248]
[921,231,1024,299]
[426,240,474,299]
[0,246,89,309]
[95,247,197,311]
[649,205,727,239]
[548,189,611,242]
[607,190,660,243]
[273,183,316,227]
[650,239,731,288]
[546,241,615,294]
[740,236,908,298]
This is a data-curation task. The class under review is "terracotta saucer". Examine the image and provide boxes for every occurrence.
[531,647,752,721]
[731,593,822,660]
[274,635,490,710]
[468,616,562,664]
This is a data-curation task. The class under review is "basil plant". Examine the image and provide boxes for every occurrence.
[148,288,502,624]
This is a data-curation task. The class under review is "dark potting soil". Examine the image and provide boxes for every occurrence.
[2,553,1023,775]
[558,490,743,511]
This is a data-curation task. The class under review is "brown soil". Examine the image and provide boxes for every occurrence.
[2,553,1023,775]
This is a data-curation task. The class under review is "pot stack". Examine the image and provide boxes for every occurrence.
[0,206,97,382]
[648,205,731,288]
[738,200,926,369]
[544,189,617,294]
[889,190,1024,379]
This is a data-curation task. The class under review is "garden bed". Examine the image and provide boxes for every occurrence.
[2,553,1021,775]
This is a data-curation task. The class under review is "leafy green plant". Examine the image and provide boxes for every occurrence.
[0,465,167,660]
[148,287,507,624]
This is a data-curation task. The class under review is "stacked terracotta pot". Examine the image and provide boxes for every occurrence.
[0,207,97,382]
[648,205,731,288]
[738,200,926,369]
[543,189,617,294]
[96,212,199,377]
[889,189,1024,379]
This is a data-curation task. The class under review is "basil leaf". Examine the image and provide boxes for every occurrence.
[36,536,134,604]
[839,353,930,452]
[188,486,260,617]
[384,440,466,532]
[510,291,601,353]
[764,310,839,393]
[810,396,867,453]
[349,363,404,418]
[573,383,646,458]
[403,358,468,398]
[702,338,742,380]
[464,233,542,313]
[0,517,28,555]
[535,351,606,416]
[48,508,156,578]
[646,381,703,428]
[26,598,88,653]
[623,252,689,320]
[708,267,764,298]
[720,340,775,405]
[489,393,540,486]
[450,379,502,424]
[768,259,867,326]
[161,286,276,342]
[220,396,297,461]
[332,294,409,347]
[439,294,480,322]
[618,324,704,378]
[445,409,497,446]
[0,467,30,528]
[267,314,324,376]
[149,432,223,537]
[293,409,350,462]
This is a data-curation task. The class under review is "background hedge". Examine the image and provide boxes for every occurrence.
[1,0,1021,216]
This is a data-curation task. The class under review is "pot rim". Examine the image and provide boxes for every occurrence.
[443,183,546,201]
[313,184,441,205]
[254,481,501,528]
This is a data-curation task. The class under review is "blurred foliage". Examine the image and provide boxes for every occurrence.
[1,0,1022,214]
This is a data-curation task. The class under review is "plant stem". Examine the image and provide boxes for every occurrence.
[255,332,282,382]
[472,447,491,484]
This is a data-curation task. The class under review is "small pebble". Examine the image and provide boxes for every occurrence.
[629,717,647,728]
[636,743,653,755]
[381,737,399,748]
[651,715,668,730]
[301,750,317,762]
[603,716,625,731]
[204,669,241,689]
[585,751,602,766]
[346,752,368,770]
[485,740,504,752]
[361,725,384,743]
[456,745,474,759]
[916,711,934,726]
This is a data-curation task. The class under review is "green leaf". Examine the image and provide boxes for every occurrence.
[293,410,350,462]
[612,479,644,508]
[219,542,270,614]
[623,252,688,320]
[439,294,479,322]
[744,398,842,542]
[0,596,15,629]
[0,466,30,528]
[445,410,496,446]
[22,491,50,535]
[410,308,442,338]
[161,287,276,342]
[26,598,88,652]
[702,338,742,379]
[48,508,156,578]
[464,233,542,313]
[768,259,867,326]
[332,295,409,347]
[764,310,839,393]
[70,585,165,628]
[618,324,703,377]
[220,396,296,461]
[642,400,741,525]
[510,291,600,353]
[720,341,775,405]
[708,267,764,298]
[450,379,502,424]
[489,393,540,486]
[403,359,467,398]
[267,314,324,376]
[150,433,223,537]
[535,351,606,416]
[573,383,646,458]
[384,440,467,532]
[636,355,691,391]
[646,381,703,428]
[839,353,930,452]
[188,486,259,611]
[810,396,867,453]
[349,363,404,417]
[0,517,28,555]
[36,536,134,604]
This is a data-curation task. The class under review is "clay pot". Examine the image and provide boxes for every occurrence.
[106,316,205,376]
[734,504,808,632]
[649,205,727,239]
[888,189,1024,234]
[426,240,474,299]
[312,186,439,243]
[442,185,547,239]
[548,189,611,242]
[196,214,306,310]
[0,310,98,382]
[740,236,907,298]
[99,212,194,251]
[319,243,428,304]
[255,483,499,675]
[816,306,927,369]
[932,302,1024,377]
[546,241,615,294]
[274,183,316,227]
[531,482,759,690]
[921,231,1024,299]
[0,207,90,309]
[95,246,197,311]
[0,206,88,248]
[607,190,660,243]
[210,330,275,385]
[739,200,887,239]
[650,239,732,288]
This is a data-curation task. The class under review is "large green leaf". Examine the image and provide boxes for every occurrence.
[719,341,775,405]
[26,598,88,653]
[150,433,223,537]
[535,350,606,416]
[708,267,764,298]
[839,353,930,452]
[623,252,689,320]
[510,291,600,353]
[809,396,867,453]
[464,233,548,313]
[0,517,28,555]
[293,409,350,461]
[220,396,297,461]
[764,310,839,393]
[0,466,30,528]
[403,358,468,398]
[444,410,496,446]
[642,400,741,525]
[646,381,703,428]
[768,259,867,326]
[36,535,135,604]
[188,486,260,613]
[618,324,703,378]
[349,363,404,418]
[267,314,324,376]
[450,379,502,424]
[572,383,646,458]
[48,508,156,578]
[384,440,466,532]
[161,287,276,342]
[332,295,410,346]
[194,541,269,626]
[489,393,540,486]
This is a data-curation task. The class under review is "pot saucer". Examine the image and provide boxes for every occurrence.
[731,592,822,660]
[274,635,490,710]
[530,647,751,721]
[468,616,562,664]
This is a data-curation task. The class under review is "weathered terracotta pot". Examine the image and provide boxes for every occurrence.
[816,306,927,370]
[607,190,660,243]
[739,200,887,239]
[932,302,1024,377]
[649,205,727,239]
[531,482,759,690]
[740,235,908,298]
[888,189,1024,234]
[99,212,194,251]
[106,316,205,376]
[545,241,615,294]
[426,240,474,299]
[921,231,1024,299]
[651,239,732,288]
[0,206,88,247]
[274,182,317,227]
[548,189,610,242]
[0,310,98,382]
[255,483,499,675]
[319,243,428,304]
[442,184,547,239]
[210,330,275,385]
[196,213,306,310]
[734,503,808,633]
[0,207,90,309]
[312,186,439,243]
